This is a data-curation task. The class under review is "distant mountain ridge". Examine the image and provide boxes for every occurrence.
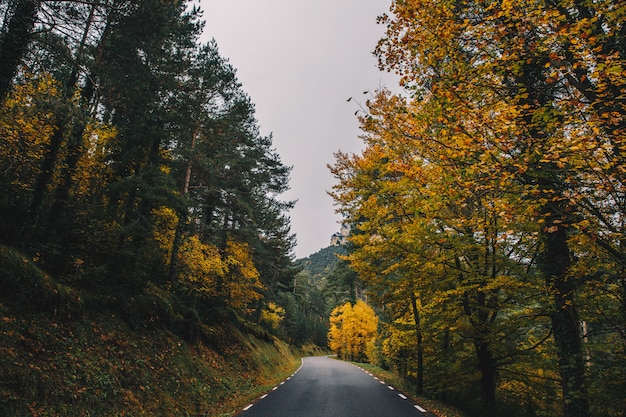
[296,245,347,283]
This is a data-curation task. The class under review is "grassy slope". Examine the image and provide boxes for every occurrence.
[0,245,300,416]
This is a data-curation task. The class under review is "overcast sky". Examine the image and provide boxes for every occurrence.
[199,0,398,259]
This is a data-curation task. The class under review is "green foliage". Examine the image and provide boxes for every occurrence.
[0,2,306,414]
[277,246,363,347]
[0,245,81,314]
[297,245,347,282]
[0,0,296,326]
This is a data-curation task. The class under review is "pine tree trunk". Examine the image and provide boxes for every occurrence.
[0,0,38,98]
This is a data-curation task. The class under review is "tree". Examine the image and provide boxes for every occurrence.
[328,300,378,362]
[330,0,625,415]
[0,1,297,329]
[331,118,545,411]
[0,0,38,98]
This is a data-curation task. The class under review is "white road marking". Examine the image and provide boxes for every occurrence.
[243,404,254,411]
[260,394,268,399]
[414,404,427,413]
[272,386,278,391]
[398,393,407,400]
[388,385,395,390]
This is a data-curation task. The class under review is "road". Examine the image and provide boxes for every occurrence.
[237,356,435,417]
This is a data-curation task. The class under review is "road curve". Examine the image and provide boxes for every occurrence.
[237,356,434,417]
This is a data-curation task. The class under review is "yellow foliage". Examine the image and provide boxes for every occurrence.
[328,300,378,362]
[71,121,117,197]
[151,207,179,265]
[176,237,262,309]
[332,0,626,412]
[223,240,263,309]
[0,74,59,190]
[260,302,286,330]
[177,236,226,298]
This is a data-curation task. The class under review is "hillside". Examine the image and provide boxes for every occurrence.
[296,245,347,284]
[0,245,304,416]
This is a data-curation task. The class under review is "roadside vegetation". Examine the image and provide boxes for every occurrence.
[0,245,301,416]
[353,362,467,417]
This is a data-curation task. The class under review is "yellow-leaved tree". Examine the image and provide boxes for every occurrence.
[328,300,378,362]
[260,302,286,331]
[222,240,263,309]
[177,236,227,300]
[174,236,264,310]
[331,0,625,415]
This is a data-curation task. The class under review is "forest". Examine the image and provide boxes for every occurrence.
[0,0,366,414]
[329,0,626,417]
[0,0,301,324]
[0,0,310,413]
[1,0,625,417]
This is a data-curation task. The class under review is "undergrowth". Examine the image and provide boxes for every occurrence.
[0,245,300,416]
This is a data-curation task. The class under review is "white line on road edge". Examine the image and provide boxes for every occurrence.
[414,404,427,413]
[388,385,395,390]
[260,394,268,399]
[398,394,408,400]
[243,404,254,411]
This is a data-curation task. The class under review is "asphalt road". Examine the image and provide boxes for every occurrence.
[237,356,435,417]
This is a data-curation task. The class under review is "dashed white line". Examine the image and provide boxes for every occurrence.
[260,394,268,399]
[352,363,430,415]
[243,404,254,411]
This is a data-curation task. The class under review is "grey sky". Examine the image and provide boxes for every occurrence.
[199,1,397,258]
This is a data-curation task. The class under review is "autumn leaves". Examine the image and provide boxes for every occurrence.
[330,0,624,416]
[328,300,378,363]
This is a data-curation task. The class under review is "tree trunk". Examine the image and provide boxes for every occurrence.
[0,0,38,98]
[26,108,69,237]
[540,213,589,417]
[464,290,498,416]
[168,128,198,283]
[410,293,424,395]
[474,337,497,416]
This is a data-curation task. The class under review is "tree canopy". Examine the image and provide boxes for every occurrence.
[0,0,297,340]
[330,0,625,416]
